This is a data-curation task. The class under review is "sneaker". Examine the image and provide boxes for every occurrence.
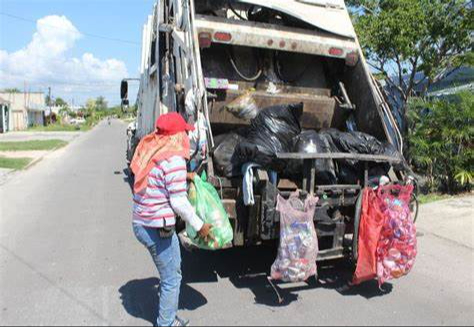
[171,317,190,327]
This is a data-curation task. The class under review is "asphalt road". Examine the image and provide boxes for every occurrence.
[0,121,472,326]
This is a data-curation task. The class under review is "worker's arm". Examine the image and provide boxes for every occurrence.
[165,157,205,232]
[170,196,204,232]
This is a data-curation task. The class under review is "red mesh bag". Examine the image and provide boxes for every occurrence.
[353,188,385,285]
[376,185,417,286]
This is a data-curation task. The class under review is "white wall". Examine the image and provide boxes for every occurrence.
[0,92,45,131]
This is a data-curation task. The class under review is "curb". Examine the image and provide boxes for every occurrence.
[0,169,16,186]
[0,134,84,185]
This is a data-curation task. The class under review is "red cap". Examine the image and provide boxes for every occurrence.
[156,112,195,136]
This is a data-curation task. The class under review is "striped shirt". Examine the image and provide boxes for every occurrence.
[133,156,203,231]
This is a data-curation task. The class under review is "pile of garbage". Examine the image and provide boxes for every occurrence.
[213,102,303,177]
[212,102,404,184]
[235,102,303,172]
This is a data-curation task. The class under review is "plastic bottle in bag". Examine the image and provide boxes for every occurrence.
[271,192,319,283]
[375,185,417,286]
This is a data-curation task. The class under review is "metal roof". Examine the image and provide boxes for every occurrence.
[238,0,356,38]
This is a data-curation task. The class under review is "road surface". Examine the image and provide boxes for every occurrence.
[0,121,472,326]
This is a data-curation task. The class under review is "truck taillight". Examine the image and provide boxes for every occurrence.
[345,51,359,67]
[329,47,344,57]
[214,32,232,43]
[199,32,212,48]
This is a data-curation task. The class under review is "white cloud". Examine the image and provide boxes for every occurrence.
[0,15,129,104]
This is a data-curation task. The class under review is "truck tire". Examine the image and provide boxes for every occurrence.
[126,135,139,164]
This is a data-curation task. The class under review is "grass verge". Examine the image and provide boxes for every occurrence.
[28,124,91,132]
[418,193,453,205]
[0,140,68,151]
[0,157,33,170]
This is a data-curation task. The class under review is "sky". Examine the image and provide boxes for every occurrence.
[0,0,156,106]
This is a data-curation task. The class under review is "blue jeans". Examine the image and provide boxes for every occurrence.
[133,223,182,327]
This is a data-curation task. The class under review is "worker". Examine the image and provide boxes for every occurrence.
[130,112,213,327]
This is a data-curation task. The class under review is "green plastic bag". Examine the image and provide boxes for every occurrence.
[187,173,234,250]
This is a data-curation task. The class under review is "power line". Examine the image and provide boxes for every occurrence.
[0,12,140,46]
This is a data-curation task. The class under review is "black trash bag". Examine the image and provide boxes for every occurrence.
[235,103,303,171]
[381,142,406,171]
[320,129,405,184]
[320,129,385,155]
[212,133,246,178]
[292,130,337,185]
[338,163,361,184]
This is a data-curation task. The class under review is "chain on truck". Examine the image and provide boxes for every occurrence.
[121,0,417,263]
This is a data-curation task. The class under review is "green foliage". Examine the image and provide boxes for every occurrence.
[351,0,473,107]
[417,193,453,204]
[0,140,68,152]
[408,91,473,193]
[29,124,89,132]
[81,98,133,126]
[0,157,33,170]
[55,97,67,107]
[1,88,21,93]
[455,170,473,186]
[95,96,108,111]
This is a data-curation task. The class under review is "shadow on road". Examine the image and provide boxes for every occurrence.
[181,245,392,307]
[119,278,208,326]
[119,167,391,314]
[122,168,134,192]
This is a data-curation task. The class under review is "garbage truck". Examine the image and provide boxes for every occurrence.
[122,0,413,262]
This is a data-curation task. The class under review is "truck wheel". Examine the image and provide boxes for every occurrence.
[410,193,420,223]
[126,135,138,164]
[352,191,363,264]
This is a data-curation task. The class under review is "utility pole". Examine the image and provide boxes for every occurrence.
[48,87,52,125]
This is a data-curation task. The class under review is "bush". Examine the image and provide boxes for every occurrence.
[408,91,473,194]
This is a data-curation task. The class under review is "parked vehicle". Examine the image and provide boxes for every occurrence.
[122,0,411,262]
[70,117,86,125]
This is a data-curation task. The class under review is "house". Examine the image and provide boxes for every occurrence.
[0,96,10,133]
[0,92,46,131]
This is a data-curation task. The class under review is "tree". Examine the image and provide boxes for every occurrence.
[408,91,473,193]
[1,88,21,93]
[95,96,108,111]
[350,0,473,126]
[85,99,97,112]
[55,97,67,107]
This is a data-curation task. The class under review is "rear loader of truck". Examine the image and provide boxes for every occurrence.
[122,0,411,262]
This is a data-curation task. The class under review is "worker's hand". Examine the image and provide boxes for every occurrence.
[187,172,197,182]
[198,223,215,243]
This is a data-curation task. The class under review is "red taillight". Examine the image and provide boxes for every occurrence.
[329,47,344,57]
[199,32,212,48]
[214,32,232,43]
